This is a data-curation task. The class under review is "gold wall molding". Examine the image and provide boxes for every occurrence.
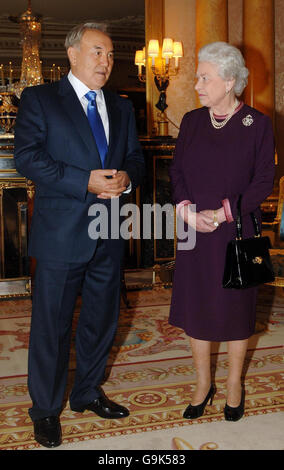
[195,0,228,107]
[196,0,228,52]
[243,0,275,120]
[145,0,164,136]
[164,0,196,137]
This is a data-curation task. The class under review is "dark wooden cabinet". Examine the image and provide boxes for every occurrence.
[124,137,177,268]
[0,136,33,297]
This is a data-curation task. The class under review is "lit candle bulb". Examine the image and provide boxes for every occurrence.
[162,38,174,66]
[0,64,4,86]
[9,61,12,84]
[173,42,183,68]
[135,50,144,76]
[148,40,159,67]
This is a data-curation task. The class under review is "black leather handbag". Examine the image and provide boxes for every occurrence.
[222,196,275,289]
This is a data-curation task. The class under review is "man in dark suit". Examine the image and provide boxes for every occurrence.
[14,23,144,448]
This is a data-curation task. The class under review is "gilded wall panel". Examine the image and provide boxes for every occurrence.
[164,0,196,137]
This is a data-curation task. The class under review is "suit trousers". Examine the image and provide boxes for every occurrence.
[28,239,122,421]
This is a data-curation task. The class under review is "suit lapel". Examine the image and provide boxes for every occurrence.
[103,89,121,168]
[58,76,102,168]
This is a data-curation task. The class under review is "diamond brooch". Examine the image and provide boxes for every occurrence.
[242,114,254,126]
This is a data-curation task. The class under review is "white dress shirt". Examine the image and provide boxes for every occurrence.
[68,70,109,144]
[67,71,131,193]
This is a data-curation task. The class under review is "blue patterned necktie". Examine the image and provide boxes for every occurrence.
[85,90,108,168]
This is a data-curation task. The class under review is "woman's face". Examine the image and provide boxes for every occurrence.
[195,61,234,109]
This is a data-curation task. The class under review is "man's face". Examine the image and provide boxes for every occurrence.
[68,29,114,90]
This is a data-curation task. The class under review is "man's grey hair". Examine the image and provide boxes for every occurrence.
[198,41,249,96]
[65,22,108,50]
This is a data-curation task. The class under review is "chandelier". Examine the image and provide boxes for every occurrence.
[10,0,44,98]
[0,1,44,135]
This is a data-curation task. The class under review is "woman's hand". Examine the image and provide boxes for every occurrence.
[179,205,216,233]
[179,206,226,233]
[200,208,226,225]
[195,212,218,233]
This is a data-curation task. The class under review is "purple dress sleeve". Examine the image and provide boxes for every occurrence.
[227,114,275,219]
[169,113,192,204]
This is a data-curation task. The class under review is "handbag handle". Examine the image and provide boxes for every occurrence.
[236,195,261,240]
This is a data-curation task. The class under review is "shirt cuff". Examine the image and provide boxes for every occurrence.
[222,198,234,223]
[123,181,132,194]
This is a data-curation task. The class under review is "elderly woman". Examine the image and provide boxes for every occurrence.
[169,42,275,421]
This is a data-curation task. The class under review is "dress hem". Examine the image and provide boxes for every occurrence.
[168,320,254,342]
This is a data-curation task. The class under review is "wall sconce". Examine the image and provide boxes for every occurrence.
[135,38,183,136]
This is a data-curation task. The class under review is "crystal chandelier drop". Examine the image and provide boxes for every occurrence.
[10,0,44,98]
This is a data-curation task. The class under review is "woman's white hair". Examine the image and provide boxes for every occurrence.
[198,41,249,96]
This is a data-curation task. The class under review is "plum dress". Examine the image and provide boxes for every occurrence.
[169,103,275,341]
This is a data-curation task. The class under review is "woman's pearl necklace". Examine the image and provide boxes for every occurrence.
[209,100,239,129]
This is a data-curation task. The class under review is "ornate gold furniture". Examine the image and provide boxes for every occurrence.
[0,135,33,297]
[268,176,284,288]
[138,137,176,268]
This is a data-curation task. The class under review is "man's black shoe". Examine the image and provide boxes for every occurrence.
[71,395,129,419]
[33,416,62,448]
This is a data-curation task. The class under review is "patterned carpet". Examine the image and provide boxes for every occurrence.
[0,283,283,450]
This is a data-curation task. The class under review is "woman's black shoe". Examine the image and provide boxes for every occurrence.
[183,384,215,419]
[224,388,245,422]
